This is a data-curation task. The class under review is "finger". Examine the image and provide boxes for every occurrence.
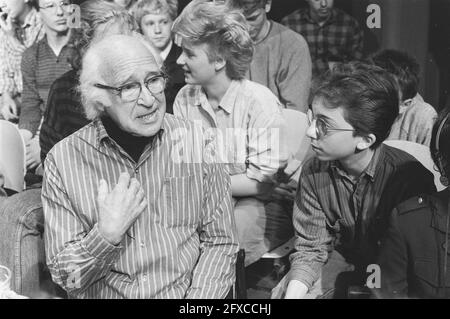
[127,178,140,195]
[135,197,148,215]
[97,179,109,203]
[115,172,131,192]
[134,187,145,204]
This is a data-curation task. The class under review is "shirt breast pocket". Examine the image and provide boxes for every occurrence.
[163,175,201,228]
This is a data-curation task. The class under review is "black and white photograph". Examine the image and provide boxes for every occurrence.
[0,0,449,307]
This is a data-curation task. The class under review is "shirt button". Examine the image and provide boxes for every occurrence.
[140,241,145,248]
[142,275,147,282]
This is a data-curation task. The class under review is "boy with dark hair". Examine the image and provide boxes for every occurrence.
[227,0,311,113]
[272,62,436,299]
[370,49,437,146]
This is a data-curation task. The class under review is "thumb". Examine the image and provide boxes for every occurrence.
[97,179,109,203]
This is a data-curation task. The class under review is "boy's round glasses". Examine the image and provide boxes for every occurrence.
[307,109,355,139]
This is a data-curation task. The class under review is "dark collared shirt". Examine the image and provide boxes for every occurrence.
[19,35,75,135]
[289,144,436,289]
[43,114,238,298]
[281,8,363,77]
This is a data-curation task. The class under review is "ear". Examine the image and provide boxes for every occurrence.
[265,0,272,13]
[356,133,376,151]
[214,56,226,72]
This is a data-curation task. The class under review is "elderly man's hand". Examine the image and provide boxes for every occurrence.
[97,172,147,245]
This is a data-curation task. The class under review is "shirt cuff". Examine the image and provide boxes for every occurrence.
[287,264,319,290]
[80,223,122,263]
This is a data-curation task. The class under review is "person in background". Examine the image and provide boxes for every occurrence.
[281,0,363,79]
[272,62,436,299]
[370,49,437,147]
[0,0,45,122]
[172,0,291,266]
[227,0,311,113]
[40,0,140,162]
[18,0,76,171]
[131,0,184,113]
[375,108,450,299]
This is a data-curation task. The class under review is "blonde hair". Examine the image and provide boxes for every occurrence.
[131,0,178,26]
[172,0,253,80]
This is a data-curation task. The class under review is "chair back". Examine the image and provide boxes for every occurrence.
[0,120,26,193]
[384,140,445,191]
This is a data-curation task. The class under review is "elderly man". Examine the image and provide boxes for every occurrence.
[42,34,238,299]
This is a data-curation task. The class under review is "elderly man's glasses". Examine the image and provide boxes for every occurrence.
[39,1,72,12]
[94,74,166,103]
[307,109,355,140]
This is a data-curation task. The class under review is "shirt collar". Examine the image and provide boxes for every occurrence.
[94,117,165,149]
[193,80,241,114]
[218,80,241,114]
[330,144,384,182]
[160,41,173,61]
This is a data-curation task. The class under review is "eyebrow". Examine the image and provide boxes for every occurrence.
[315,113,336,126]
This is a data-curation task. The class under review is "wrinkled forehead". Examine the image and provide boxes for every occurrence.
[98,48,159,84]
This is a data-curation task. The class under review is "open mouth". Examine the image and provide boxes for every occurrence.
[137,109,158,122]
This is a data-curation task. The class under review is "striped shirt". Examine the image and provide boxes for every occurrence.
[173,79,287,182]
[281,8,363,78]
[19,35,75,135]
[288,144,436,289]
[42,114,238,299]
[0,8,45,96]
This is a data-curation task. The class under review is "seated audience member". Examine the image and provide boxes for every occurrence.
[43,34,237,299]
[172,0,291,266]
[281,0,363,78]
[0,0,45,122]
[18,0,76,171]
[376,109,450,299]
[131,0,184,113]
[272,62,436,299]
[40,0,139,162]
[370,49,437,147]
[227,0,311,113]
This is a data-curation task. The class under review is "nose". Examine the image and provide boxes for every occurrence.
[176,52,185,66]
[320,0,328,8]
[138,85,157,108]
[56,4,64,15]
[306,121,317,139]
[154,23,161,34]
